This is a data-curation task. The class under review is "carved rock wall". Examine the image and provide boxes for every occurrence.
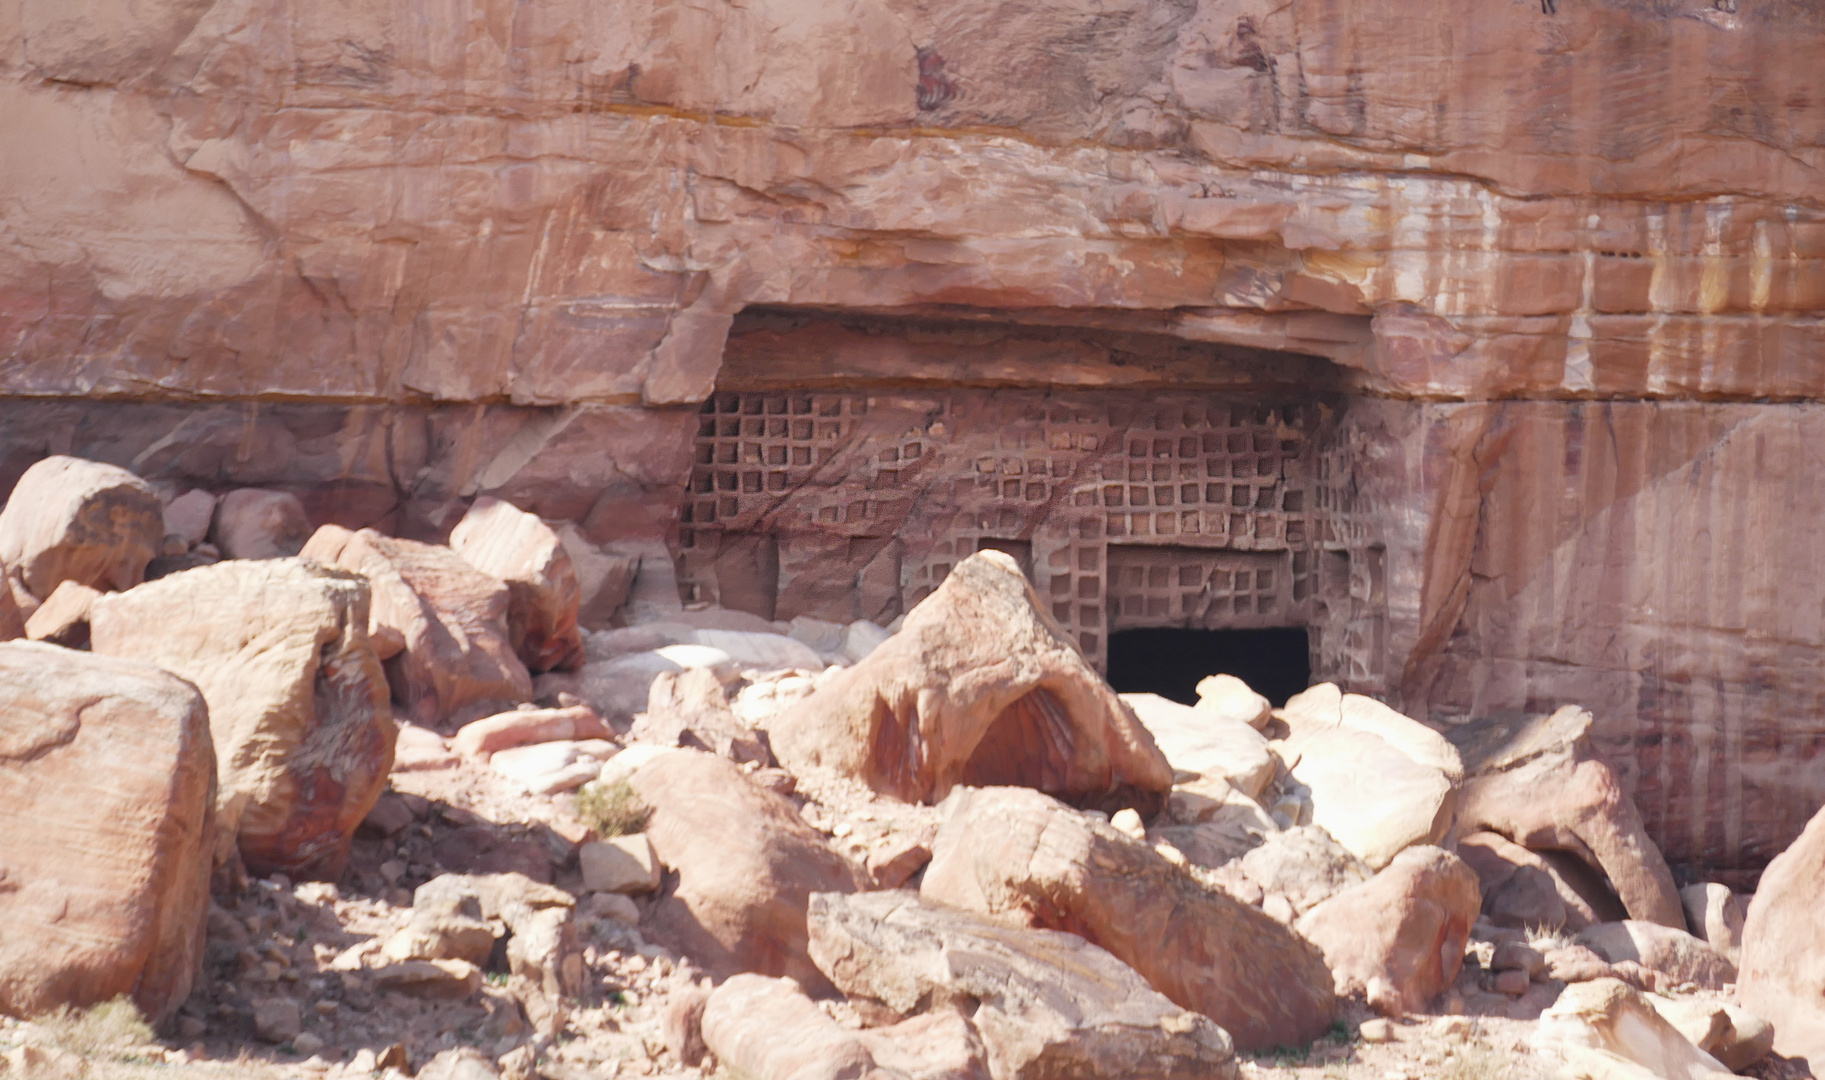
[1,0,1822,876]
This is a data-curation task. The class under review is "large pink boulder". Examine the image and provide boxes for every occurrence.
[1447,706,1683,930]
[1295,846,1482,1016]
[807,891,1239,1080]
[768,552,1172,814]
[450,497,584,673]
[921,785,1335,1052]
[0,643,215,1027]
[629,750,864,993]
[301,525,532,727]
[0,456,164,602]
[209,488,311,560]
[91,558,396,880]
[1737,802,1825,1062]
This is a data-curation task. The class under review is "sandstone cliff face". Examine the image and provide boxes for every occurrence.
[1,0,1822,877]
[1,0,1818,402]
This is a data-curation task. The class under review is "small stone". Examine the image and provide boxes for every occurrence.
[361,795,417,839]
[252,998,302,1043]
[1493,969,1531,996]
[372,958,484,999]
[176,1015,207,1039]
[1430,1015,1471,1039]
[1490,940,1546,977]
[580,834,662,895]
[1358,1017,1396,1043]
[579,891,641,926]
[292,1032,325,1056]
[1110,808,1146,840]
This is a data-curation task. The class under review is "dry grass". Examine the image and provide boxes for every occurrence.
[33,997,152,1058]
[1438,1044,1550,1080]
[576,778,652,838]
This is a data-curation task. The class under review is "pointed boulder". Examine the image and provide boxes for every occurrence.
[767,551,1171,813]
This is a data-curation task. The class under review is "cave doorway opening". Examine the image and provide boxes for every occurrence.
[1105,626,1311,707]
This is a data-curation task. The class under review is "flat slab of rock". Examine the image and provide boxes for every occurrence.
[0,455,163,600]
[769,551,1172,813]
[703,972,991,1080]
[1735,800,1825,1063]
[1295,845,1481,1016]
[303,524,532,727]
[450,497,584,674]
[1447,705,1683,930]
[452,704,611,760]
[0,643,215,1026]
[629,749,863,993]
[91,558,396,879]
[920,785,1334,1052]
[1575,921,1736,990]
[808,891,1236,1080]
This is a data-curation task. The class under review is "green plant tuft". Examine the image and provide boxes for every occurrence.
[576,779,652,838]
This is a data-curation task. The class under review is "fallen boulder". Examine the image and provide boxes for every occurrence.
[1736,800,1825,1063]
[23,579,100,648]
[702,973,992,1080]
[630,750,864,992]
[1677,883,1744,966]
[1295,846,1481,1016]
[452,704,612,760]
[90,558,396,879]
[209,488,310,561]
[1234,824,1372,917]
[769,552,1172,813]
[1152,775,1278,870]
[1531,978,1733,1080]
[0,456,164,601]
[488,739,617,795]
[1643,997,1774,1074]
[0,643,215,1026]
[1447,705,1683,930]
[920,785,1335,1052]
[1193,674,1272,731]
[807,891,1237,1080]
[1575,921,1736,989]
[1121,692,1275,799]
[1576,919,1730,985]
[1276,684,1459,870]
[1458,830,1606,932]
[301,525,532,727]
[450,497,584,674]
[629,666,768,763]
[162,490,216,547]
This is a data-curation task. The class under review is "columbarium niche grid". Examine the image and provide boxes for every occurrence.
[677,389,1384,682]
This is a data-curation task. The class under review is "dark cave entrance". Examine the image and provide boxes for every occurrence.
[1105,627,1312,707]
